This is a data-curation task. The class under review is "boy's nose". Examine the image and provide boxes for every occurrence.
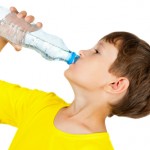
[79,49,95,57]
[79,50,91,57]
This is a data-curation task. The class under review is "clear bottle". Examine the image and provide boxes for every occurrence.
[0,6,79,64]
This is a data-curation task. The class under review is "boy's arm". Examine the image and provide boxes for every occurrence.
[0,80,50,127]
[0,7,43,127]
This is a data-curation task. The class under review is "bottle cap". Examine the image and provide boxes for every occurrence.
[67,52,80,64]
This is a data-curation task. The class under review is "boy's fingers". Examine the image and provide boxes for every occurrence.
[36,22,43,28]
[8,7,42,51]
[10,43,22,51]
[10,6,42,29]
[17,11,27,18]
[14,45,22,51]
[24,15,35,23]
[10,7,28,19]
[10,7,18,13]
[25,17,43,28]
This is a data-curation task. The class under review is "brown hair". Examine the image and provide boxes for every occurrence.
[102,32,150,118]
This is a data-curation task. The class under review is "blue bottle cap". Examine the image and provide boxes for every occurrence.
[67,52,80,64]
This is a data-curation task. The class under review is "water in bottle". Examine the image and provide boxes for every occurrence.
[0,6,80,64]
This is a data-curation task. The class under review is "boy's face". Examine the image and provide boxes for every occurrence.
[64,40,118,90]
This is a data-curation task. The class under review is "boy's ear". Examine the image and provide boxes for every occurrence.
[105,77,129,94]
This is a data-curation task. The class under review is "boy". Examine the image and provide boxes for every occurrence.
[0,7,150,150]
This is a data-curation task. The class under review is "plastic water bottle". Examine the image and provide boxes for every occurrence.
[0,6,79,64]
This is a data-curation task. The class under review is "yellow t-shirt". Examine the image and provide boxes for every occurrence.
[0,80,114,150]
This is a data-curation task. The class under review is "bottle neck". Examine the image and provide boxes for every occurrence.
[67,52,80,64]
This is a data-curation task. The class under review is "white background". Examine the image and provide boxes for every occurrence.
[0,0,150,150]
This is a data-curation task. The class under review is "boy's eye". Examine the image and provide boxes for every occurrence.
[94,48,101,54]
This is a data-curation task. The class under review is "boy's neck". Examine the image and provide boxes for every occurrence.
[61,83,112,133]
[55,103,108,134]
[61,98,109,133]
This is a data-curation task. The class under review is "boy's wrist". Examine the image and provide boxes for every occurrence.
[0,37,8,51]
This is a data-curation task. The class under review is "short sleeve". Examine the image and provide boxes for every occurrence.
[0,80,63,127]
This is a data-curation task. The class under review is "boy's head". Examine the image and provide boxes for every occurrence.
[102,32,150,118]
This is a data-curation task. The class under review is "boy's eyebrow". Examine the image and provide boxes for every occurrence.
[97,41,105,50]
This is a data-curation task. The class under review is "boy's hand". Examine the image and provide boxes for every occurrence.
[0,6,42,51]
[10,7,42,51]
